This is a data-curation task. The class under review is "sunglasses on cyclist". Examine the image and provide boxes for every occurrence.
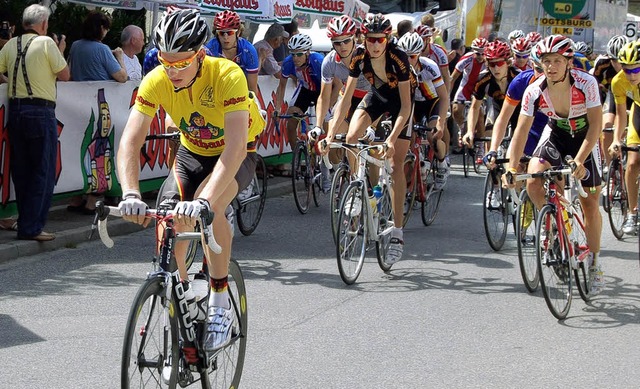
[217,30,237,37]
[623,66,640,75]
[157,51,199,70]
[366,36,387,44]
[488,60,506,68]
[515,54,529,59]
[291,51,307,57]
[332,37,353,46]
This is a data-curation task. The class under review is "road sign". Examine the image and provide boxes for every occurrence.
[542,0,586,20]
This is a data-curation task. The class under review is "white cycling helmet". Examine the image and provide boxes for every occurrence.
[397,32,424,54]
[607,35,628,59]
[508,29,525,41]
[288,34,313,51]
[153,9,210,53]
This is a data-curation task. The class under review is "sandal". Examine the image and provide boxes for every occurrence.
[0,219,18,231]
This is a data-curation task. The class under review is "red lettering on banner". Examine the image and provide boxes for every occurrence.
[224,95,246,107]
[295,0,345,13]
[0,105,9,205]
[201,0,259,10]
[274,2,292,16]
[255,84,288,155]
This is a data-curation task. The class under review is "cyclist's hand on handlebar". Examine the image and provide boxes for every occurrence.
[483,150,498,169]
[608,140,621,158]
[502,169,517,189]
[364,126,376,143]
[383,141,395,158]
[462,132,473,148]
[568,159,587,181]
[118,197,149,226]
[308,126,323,141]
[174,198,210,227]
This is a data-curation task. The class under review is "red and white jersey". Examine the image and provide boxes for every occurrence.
[424,43,448,68]
[453,52,486,101]
[414,56,444,101]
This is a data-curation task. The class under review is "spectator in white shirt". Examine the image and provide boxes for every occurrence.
[120,25,144,80]
[253,23,288,78]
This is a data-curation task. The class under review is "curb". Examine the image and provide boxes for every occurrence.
[0,178,292,265]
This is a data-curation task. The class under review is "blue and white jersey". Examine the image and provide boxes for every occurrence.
[204,37,259,75]
[505,69,547,155]
[281,52,324,92]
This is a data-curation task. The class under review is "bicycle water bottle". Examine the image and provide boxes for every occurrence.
[190,274,209,321]
[562,209,572,235]
[373,185,383,214]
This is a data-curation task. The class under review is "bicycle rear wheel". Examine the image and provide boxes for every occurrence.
[537,205,572,320]
[330,164,350,245]
[482,171,508,251]
[421,162,443,226]
[121,276,179,388]
[292,141,311,214]
[516,190,539,292]
[606,158,627,240]
[200,259,247,389]
[336,183,368,285]
[376,186,395,271]
[403,155,417,227]
[237,155,267,236]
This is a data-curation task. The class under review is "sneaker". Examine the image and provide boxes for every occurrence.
[589,264,605,295]
[386,237,404,264]
[622,214,638,235]
[237,182,254,202]
[343,196,362,217]
[486,187,501,209]
[204,301,234,351]
[434,161,449,190]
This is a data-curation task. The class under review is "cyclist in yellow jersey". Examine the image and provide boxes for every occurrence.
[116,10,264,353]
[610,41,640,235]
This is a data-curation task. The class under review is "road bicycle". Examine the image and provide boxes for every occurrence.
[463,136,492,177]
[325,140,395,284]
[509,158,591,320]
[327,134,351,245]
[274,111,327,214]
[403,122,444,227]
[618,145,640,263]
[145,132,268,236]
[604,146,629,240]
[91,202,247,388]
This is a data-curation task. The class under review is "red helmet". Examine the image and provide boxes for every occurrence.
[415,25,434,38]
[327,15,357,39]
[511,37,532,55]
[471,37,488,52]
[533,34,574,59]
[485,40,511,60]
[213,10,241,31]
[526,31,542,44]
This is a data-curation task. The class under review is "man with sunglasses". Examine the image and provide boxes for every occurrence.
[610,40,640,236]
[205,11,259,95]
[511,37,533,71]
[116,10,265,354]
[328,14,416,265]
[505,35,604,295]
[274,33,324,151]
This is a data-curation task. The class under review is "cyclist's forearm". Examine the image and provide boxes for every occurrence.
[575,106,602,164]
[315,82,333,129]
[613,104,627,143]
[507,114,534,170]
[117,111,153,193]
[490,103,516,151]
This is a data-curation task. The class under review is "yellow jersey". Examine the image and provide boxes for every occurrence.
[611,69,640,106]
[135,56,265,156]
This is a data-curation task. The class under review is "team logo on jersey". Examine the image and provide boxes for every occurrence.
[199,86,215,108]
[180,111,223,141]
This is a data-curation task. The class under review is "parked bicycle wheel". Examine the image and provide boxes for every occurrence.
[121,277,179,388]
[482,171,508,251]
[403,154,417,227]
[200,259,247,388]
[605,158,627,240]
[336,184,368,285]
[330,164,350,245]
[536,205,572,320]
[376,186,395,271]
[421,161,443,226]
[516,190,539,292]
[292,141,311,214]
[237,154,267,236]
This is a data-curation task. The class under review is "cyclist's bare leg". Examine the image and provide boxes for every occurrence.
[525,157,552,210]
[345,109,372,170]
[286,106,304,150]
[452,102,465,129]
[391,138,411,228]
[428,117,446,160]
[578,187,602,254]
[625,143,640,215]
[328,116,349,165]
[602,112,615,166]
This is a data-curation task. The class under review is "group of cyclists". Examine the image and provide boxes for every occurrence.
[111,6,640,374]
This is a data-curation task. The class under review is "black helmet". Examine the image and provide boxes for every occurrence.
[153,9,210,53]
[361,14,392,35]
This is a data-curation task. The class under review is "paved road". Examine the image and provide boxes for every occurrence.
[1,163,639,388]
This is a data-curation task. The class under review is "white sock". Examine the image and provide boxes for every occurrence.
[210,289,230,309]
[392,227,403,240]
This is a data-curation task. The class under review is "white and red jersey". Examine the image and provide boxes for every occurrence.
[521,69,600,135]
[453,52,486,102]
[414,56,444,101]
[423,43,448,69]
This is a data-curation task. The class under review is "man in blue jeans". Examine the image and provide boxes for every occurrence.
[0,4,70,241]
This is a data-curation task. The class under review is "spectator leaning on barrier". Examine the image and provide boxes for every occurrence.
[254,23,288,77]
[120,24,144,81]
[0,4,70,241]
[273,20,298,63]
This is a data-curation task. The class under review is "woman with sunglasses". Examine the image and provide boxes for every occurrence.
[117,10,265,352]
[462,40,520,162]
[610,40,640,236]
[505,35,604,295]
[397,32,449,189]
[205,10,259,95]
[274,33,324,150]
[511,37,533,71]
[328,13,416,265]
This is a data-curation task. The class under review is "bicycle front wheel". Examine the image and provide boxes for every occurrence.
[403,156,417,227]
[462,145,471,178]
[569,198,592,303]
[516,190,539,292]
[606,159,627,240]
[121,276,179,388]
[482,172,508,251]
[537,205,572,320]
[292,141,311,214]
[376,186,395,272]
[421,161,443,226]
[201,259,247,389]
[330,164,350,245]
[237,154,267,236]
[336,183,368,285]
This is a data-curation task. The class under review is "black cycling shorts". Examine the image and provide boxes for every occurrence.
[290,86,320,114]
[357,90,412,140]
